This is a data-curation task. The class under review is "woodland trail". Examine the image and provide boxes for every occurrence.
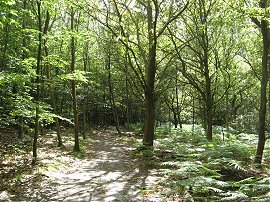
[4,128,162,202]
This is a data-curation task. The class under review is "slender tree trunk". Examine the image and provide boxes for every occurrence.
[168,105,171,132]
[1,18,10,71]
[18,116,23,139]
[82,70,87,139]
[82,101,87,139]
[125,50,130,129]
[82,25,90,139]
[205,48,213,140]
[43,11,63,147]
[107,49,121,135]
[46,52,62,145]
[225,92,230,137]
[82,76,87,139]
[206,105,213,141]
[205,96,213,140]
[32,0,42,165]
[175,81,182,129]
[18,0,28,139]
[172,107,178,129]
[192,95,195,133]
[255,1,269,164]
[70,7,80,152]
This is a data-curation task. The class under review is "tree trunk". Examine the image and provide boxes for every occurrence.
[143,1,157,146]
[143,88,155,146]
[44,11,63,147]
[175,82,182,129]
[192,95,195,133]
[204,45,212,140]
[107,48,121,135]
[225,92,230,137]
[172,107,178,129]
[206,105,213,141]
[18,116,23,139]
[255,1,269,164]
[82,21,90,139]
[125,50,130,129]
[1,17,10,71]
[32,0,42,165]
[18,0,28,139]
[82,102,87,139]
[70,7,80,152]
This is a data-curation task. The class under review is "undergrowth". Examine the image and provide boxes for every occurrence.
[132,125,270,201]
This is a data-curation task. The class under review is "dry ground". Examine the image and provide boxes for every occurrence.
[0,127,163,202]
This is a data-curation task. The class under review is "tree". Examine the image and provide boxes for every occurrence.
[70,6,80,152]
[43,7,63,147]
[250,0,269,165]
[82,0,188,146]
[32,0,42,164]
[168,0,237,140]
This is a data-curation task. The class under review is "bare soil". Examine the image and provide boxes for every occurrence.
[0,128,163,202]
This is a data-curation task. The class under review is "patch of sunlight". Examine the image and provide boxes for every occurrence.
[44,170,68,180]
[46,130,57,136]
[70,171,107,181]
[104,181,128,201]
[90,159,120,165]
[187,147,205,152]
[101,171,123,181]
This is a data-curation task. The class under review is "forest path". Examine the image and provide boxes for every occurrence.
[16,128,162,202]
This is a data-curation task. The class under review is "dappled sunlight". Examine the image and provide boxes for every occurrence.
[5,128,162,201]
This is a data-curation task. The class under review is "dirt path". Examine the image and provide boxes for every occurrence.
[6,128,162,202]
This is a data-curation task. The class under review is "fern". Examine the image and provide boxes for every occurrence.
[231,177,270,197]
[220,191,249,201]
[205,141,254,162]
[175,176,230,200]
[154,126,269,201]
[161,161,221,178]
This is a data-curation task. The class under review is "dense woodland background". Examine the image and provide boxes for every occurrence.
[0,0,270,201]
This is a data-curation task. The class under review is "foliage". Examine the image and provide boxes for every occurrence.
[148,125,270,201]
[0,0,270,200]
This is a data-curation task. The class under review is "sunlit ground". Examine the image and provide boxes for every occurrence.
[0,128,162,202]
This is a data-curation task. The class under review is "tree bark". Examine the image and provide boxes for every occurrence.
[192,95,195,133]
[143,88,156,146]
[32,0,42,165]
[175,81,182,129]
[18,0,28,139]
[205,76,213,140]
[107,47,121,135]
[43,10,63,147]
[143,1,157,146]
[1,16,10,71]
[125,50,130,129]
[254,0,269,164]
[173,107,178,129]
[70,7,80,152]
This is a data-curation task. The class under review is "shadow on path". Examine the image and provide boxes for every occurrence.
[10,128,162,202]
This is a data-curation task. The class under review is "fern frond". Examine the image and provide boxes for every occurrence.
[220,191,249,201]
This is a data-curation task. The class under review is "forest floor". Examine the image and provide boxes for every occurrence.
[1,126,270,201]
[0,127,164,202]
